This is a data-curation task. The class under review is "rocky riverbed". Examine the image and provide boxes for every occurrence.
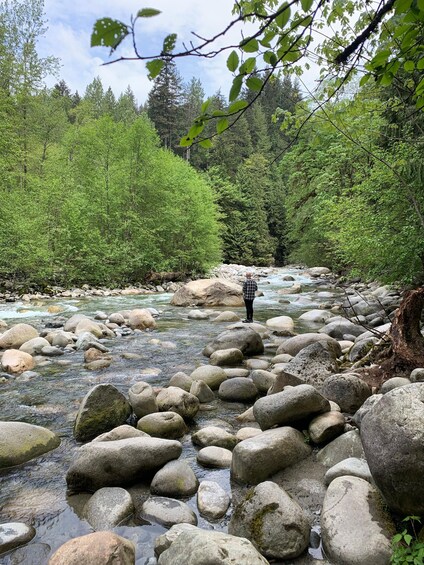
[0,264,423,564]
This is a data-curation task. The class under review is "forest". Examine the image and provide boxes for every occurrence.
[0,0,423,288]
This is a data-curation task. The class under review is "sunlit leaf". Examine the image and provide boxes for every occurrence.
[216,118,229,134]
[227,50,239,72]
[229,75,243,101]
[240,38,259,52]
[201,99,211,113]
[276,3,291,28]
[301,0,314,10]
[91,18,129,53]
[228,100,248,113]
[246,76,263,91]
[239,57,256,75]
[404,60,415,72]
[146,59,165,79]
[199,138,213,148]
[137,8,161,17]
[162,33,177,53]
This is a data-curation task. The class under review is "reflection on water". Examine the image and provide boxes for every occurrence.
[0,268,340,563]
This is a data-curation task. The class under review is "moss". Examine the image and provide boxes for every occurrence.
[249,503,279,544]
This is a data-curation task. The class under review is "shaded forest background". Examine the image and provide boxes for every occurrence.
[1,1,423,288]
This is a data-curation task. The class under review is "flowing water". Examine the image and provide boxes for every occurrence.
[0,268,343,564]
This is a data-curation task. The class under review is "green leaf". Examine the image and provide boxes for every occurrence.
[370,49,391,67]
[227,50,240,72]
[404,534,413,546]
[379,72,394,86]
[392,534,403,543]
[282,49,302,62]
[301,0,314,10]
[228,100,248,113]
[199,139,213,148]
[162,33,177,53]
[187,123,205,139]
[216,118,229,134]
[301,15,313,26]
[137,8,161,17]
[416,77,424,95]
[418,0,424,10]
[404,60,415,72]
[212,109,227,117]
[201,99,211,113]
[240,38,259,52]
[246,76,263,91]
[239,57,256,75]
[395,0,413,13]
[146,59,165,79]
[263,51,278,66]
[179,135,192,147]
[229,75,243,101]
[276,3,291,28]
[91,18,129,52]
[260,30,276,48]
[417,58,424,70]
[359,74,371,86]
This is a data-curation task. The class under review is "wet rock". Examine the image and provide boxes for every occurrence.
[83,487,134,530]
[189,380,215,403]
[321,476,394,565]
[75,319,103,338]
[197,480,230,520]
[151,460,199,497]
[308,411,345,444]
[319,318,367,339]
[64,314,90,332]
[212,311,241,322]
[229,481,310,560]
[1,349,35,373]
[141,496,197,527]
[137,412,187,439]
[0,323,39,349]
[190,365,227,390]
[218,378,258,402]
[48,531,135,565]
[317,430,365,467]
[324,457,372,485]
[169,372,193,392]
[84,358,112,371]
[187,309,210,320]
[231,427,311,484]
[276,333,341,357]
[109,312,125,325]
[171,279,243,307]
[0,522,36,554]
[128,309,156,330]
[209,348,244,366]
[203,326,264,357]
[250,370,276,393]
[75,332,108,352]
[192,426,238,450]
[322,373,372,413]
[265,316,294,334]
[129,381,158,418]
[40,345,64,357]
[0,421,60,468]
[92,425,149,442]
[156,387,199,420]
[73,384,132,442]
[298,310,333,324]
[66,436,182,493]
[19,337,50,355]
[197,446,232,468]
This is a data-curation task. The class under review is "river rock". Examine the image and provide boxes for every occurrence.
[84,358,112,371]
[64,314,90,332]
[190,365,227,390]
[0,522,36,554]
[156,526,269,565]
[324,457,372,485]
[151,460,199,497]
[410,367,424,382]
[48,330,74,347]
[92,425,149,442]
[137,412,187,439]
[277,283,302,295]
[128,308,156,330]
[169,371,193,392]
[192,426,238,450]
[73,384,132,442]
[197,480,230,520]
[250,369,276,393]
[253,384,330,430]
[19,337,50,355]
[360,383,424,514]
[128,381,158,418]
[245,358,270,370]
[189,380,215,402]
[298,310,333,324]
[0,421,60,468]
[48,531,135,565]
[380,376,411,393]
[1,349,35,373]
[109,312,125,325]
[281,342,339,386]
[319,318,367,339]
[156,387,199,420]
[231,427,312,484]
[197,446,232,468]
[352,394,382,427]
[187,309,210,320]
[170,278,243,307]
[225,367,250,378]
[66,436,182,493]
[141,496,197,527]
[322,373,372,413]
[276,333,341,357]
[75,332,108,352]
[321,476,394,565]
[41,345,64,357]
[75,319,103,338]
[83,487,134,529]
[265,316,294,334]
[209,348,244,366]
[229,481,310,560]
[317,430,365,467]
[308,267,331,276]
[308,411,345,444]
[213,311,241,322]
[0,323,38,349]
[203,326,264,357]
[218,378,258,402]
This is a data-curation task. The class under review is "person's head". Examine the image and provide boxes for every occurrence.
[245,272,253,279]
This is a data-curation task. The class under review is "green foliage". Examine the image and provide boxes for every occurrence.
[391,516,424,565]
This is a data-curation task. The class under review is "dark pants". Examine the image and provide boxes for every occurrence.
[244,298,254,321]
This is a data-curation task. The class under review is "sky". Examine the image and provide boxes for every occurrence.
[37,1,321,106]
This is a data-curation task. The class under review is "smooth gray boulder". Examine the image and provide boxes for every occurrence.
[197,480,230,520]
[209,348,244,366]
[282,342,339,386]
[212,311,241,322]
[0,522,36,554]
[298,310,333,324]
[190,365,227,390]
[253,384,330,430]
[66,436,182,493]
[229,481,310,560]
[319,317,367,339]
[268,370,304,393]
[19,337,50,355]
[276,333,341,357]
[0,421,60,468]
[169,372,193,392]
[324,457,372,485]
[74,384,132,442]
[380,376,411,393]
[141,496,197,527]
[250,370,276,393]
[218,378,258,402]
[308,411,345,445]
[361,383,424,514]
[0,323,38,349]
[352,394,382,427]
[245,358,270,370]
[410,367,424,382]
[128,381,158,418]
[231,427,312,484]
[83,487,134,530]
[156,387,199,420]
[92,425,149,442]
[192,426,238,450]
[170,278,243,307]
[137,412,187,439]
[197,446,232,468]
[156,527,269,565]
[322,373,372,413]
[321,476,394,565]
[189,380,215,403]
[317,430,365,467]
[151,460,199,497]
[203,326,264,357]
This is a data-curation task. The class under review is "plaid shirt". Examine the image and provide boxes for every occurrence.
[243,278,258,300]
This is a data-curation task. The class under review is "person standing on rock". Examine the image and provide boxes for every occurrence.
[242,272,258,323]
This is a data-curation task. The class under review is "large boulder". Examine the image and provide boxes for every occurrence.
[253,384,330,430]
[319,317,367,339]
[137,412,188,439]
[203,326,264,357]
[64,314,90,332]
[1,349,35,373]
[360,383,424,514]
[156,526,269,565]
[0,323,38,349]
[0,421,60,468]
[281,342,339,386]
[231,427,312,484]
[19,337,50,355]
[322,373,372,413]
[170,278,243,307]
[151,460,199,497]
[73,384,132,442]
[66,436,182,493]
[141,496,198,527]
[128,308,157,330]
[321,476,394,565]
[197,480,230,520]
[265,316,294,334]
[276,333,341,357]
[190,365,227,390]
[48,531,135,565]
[229,481,310,560]
[156,387,199,420]
[75,319,104,338]
[128,381,158,418]
[83,487,134,530]
[218,378,258,402]
[192,426,238,450]
[317,430,365,467]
